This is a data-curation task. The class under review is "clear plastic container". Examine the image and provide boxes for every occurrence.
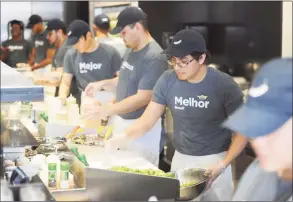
[81,92,102,130]
[60,162,70,189]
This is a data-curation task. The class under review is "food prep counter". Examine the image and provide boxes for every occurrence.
[1,62,210,201]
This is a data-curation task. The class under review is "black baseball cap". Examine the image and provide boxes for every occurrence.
[94,13,110,30]
[110,6,147,35]
[66,20,91,46]
[45,19,66,33]
[162,29,207,58]
[26,14,43,29]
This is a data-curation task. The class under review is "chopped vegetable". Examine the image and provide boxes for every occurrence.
[110,166,176,179]
[104,126,114,140]
[180,182,198,188]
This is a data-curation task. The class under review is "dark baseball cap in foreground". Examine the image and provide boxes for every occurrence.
[110,6,147,35]
[223,58,292,138]
[26,14,42,29]
[66,20,91,46]
[162,29,207,58]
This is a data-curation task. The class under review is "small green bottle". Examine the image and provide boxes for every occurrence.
[60,162,70,189]
[48,163,57,189]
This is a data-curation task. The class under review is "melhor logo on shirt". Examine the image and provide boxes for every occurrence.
[248,79,269,98]
[173,40,182,45]
[79,62,102,74]
[175,95,210,110]
[121,61,134,71]
[8,45,24,51]
[35,40,44,47]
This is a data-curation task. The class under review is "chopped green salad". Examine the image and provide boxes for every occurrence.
[110,166,176,178]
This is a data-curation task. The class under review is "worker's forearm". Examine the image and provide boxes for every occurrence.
[125,117,153,139]
[222,133,248,167]
[109,94,150,116]
[32,58,52,70]
[59,83,70,98]
[101,77,118,91]
[28,53,35,66]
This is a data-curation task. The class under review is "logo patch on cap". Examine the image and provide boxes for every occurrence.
[173,40,182,45]
[68,31,72,36]
[248,79,269,98]
[102,18,109,22]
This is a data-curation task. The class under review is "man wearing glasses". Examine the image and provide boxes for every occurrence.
[104,29,248,200]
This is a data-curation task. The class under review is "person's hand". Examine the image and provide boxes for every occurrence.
[28,64,35,71]
[204,161,227,191]
[85,81,104,97]
[81,104,112,121]
[110,98,116,104]
[1,46,9,52]
[104,133,131,151]
[16,63,29,68]
[59,96,67,105]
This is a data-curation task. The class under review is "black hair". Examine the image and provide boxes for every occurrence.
[60,27,67,35]
[129,19,149,31]
[96,24,110,33]
[10,20,24,30]
[190,50,210,64]
[81,31,94,41]
[137,19,148,31]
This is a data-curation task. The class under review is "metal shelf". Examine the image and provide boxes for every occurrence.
[0,62,44,102]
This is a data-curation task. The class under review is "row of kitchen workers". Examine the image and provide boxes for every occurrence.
[82,7,245,201]
[1,7,245,200]
[0,13,126,73]
[82,9,293,201]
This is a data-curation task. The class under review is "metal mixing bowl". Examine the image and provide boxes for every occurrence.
[175,168,210,200]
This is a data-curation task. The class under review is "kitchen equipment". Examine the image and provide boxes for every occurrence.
[175,168,210,201]
[9,166,30,185]
[85,167,180,201]
[1,62,44,103]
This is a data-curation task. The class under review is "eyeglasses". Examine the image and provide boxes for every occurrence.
[167,57,195,68]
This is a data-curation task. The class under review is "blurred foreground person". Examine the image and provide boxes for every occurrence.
[224,58,292,201]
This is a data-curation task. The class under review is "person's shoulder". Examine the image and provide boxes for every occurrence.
[161,69,177,81]
[2,39,11,45]
[65,47,77,58]
[208,66,238,87]
[22,39,32,45]
[99,43,120,56]
[144,40,164,59]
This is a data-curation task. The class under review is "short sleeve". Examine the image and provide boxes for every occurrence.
[152,71,170,106]
[224,77,244,116]
[138,54,168,90]
[63,50,74,74]
[111,48,122,72]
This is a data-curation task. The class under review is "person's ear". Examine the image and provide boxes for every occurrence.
[134,22,141,31]
[57,29,62,36]
[93,24,97,32]
[198,53,206,65]
[86,31,92,40]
